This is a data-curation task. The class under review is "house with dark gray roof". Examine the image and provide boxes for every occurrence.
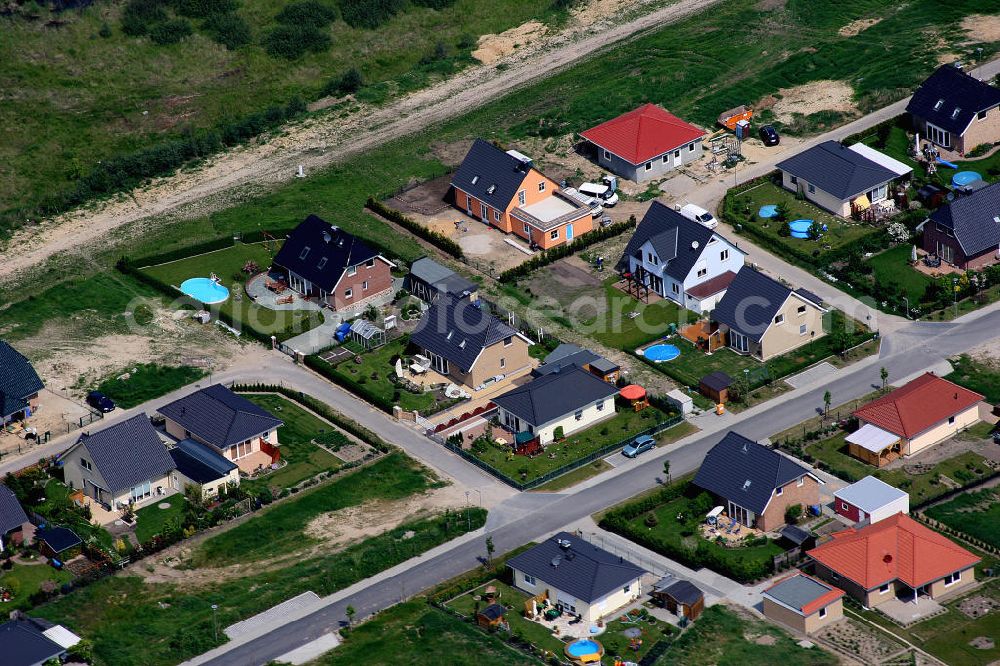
[907,64,1000,155]
[0,340,44,425]
[410,297,533,389]
[508,532,646,622]
[0,615,81,666]
[60,414,177,512]
[0,484,29,553]
[492,366,619,444]
[692,431,821,531]
[711,267,826,361]
[451,139,592,250]
[919,180,1000,269]
[651,575,705,620]
[404,256,478,303]
[618,201,746,313]
[533,343,620,382]
[169,438,240,500]
[159,384,283,473]
[272,214,396,312]
[776,141,903,217]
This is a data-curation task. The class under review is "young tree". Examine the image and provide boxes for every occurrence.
[345,605,356,626]
[823,391,832,417]
[880,367,889,390]
[662,460,671,484]
[485,536,495,567]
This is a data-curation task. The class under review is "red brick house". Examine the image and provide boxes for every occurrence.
[919,181,1000,270]
[273,215,396,312]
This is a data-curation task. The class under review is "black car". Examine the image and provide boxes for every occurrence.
[758,125,780,146]
[87,391,116,413]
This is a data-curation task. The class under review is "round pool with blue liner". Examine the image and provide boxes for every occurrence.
[566,640,601,658]
[758,204,779,218]
[789,219,813,239]
[643,344,680,362]
[180,277,230,305]
[952,171,982,188]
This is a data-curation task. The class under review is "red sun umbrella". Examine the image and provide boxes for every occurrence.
[619,384,646,401]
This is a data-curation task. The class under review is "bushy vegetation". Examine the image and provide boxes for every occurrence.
[264,23,332,59]
[339,0,406,29]
[94,363,206,409]
[276,0,338,26]
[149,18,194,45]
[202,10,252,49]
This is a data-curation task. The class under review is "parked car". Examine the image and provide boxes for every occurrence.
[87,391,116,413]
[758,125,780,146]
[678,203,719,230]
[622,434,656,458]
[562,187,604,218]
[579,176,619,206]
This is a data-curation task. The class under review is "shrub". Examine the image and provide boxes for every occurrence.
[98,22,112,38]
[121,0,169,36]
[644,513,659,528]
[150,18,193,45]
[411,0,456,7]
[339,0,406,29]
[553,426,565,441]
[277,0,338,27]
[203,11,252,49]
[264,24,331,59]
[784,504,803,525]
[324,68,363,97]
[171,0,237,18]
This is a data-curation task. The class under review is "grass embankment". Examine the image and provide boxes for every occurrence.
[94,363,207,409]
[926,489,1000,550]
[947,354,1000,403]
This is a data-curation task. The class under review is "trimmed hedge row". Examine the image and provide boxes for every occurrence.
[498,217,637,283]
[303,353,396,414]
[366,197,464,259]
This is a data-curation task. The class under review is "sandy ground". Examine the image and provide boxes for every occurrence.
[0,0,724,292]
[838,17,882,37]
[962,14,1000,44]
[769,81,858,122]
[959,338,1000,365]
[473,21,548,65]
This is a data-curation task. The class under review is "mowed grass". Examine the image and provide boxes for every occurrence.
[0,562,74,611]
[925,489,1000,550]
[582,279,687,351]
[95,363,207,409]
[866,243,933,303]
[189,452,437,567]
[237,393,344,492]
[947,354,1000,403]
[134,496,187,544]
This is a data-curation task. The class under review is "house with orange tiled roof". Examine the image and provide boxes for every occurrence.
[847,373,985,466]
[807,514,979,609]
[762,572,845,634]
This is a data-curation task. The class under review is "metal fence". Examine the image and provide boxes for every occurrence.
[442,413,685,491]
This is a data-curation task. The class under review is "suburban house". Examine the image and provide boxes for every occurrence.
[580,103,705,182]
[0,614,81,666]
[808,513,980,608]
[906,64,1000,154]
[169,438,241,499]
[405,256,478,303]
[618,201,747,313]
[849,372,984,464]
[410,296,533,390]
[0,484,30,553]
[272,214,396,312]
[711,267,827,361]
[158,384,284,474]
[834,476,909,526]
[533,343,620,383]
[650,576,704,621]
[692,431,822,531]
[451,139,592,249]
[61,414,177,511]
[918,181,1000,269]
[775,141,908,217]
[508,532,646,623]
[492,366,619,445]
[762,572,845,634]
[0,340,44,426]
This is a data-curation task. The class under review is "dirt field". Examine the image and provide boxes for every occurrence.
[816,618,908,665]
[769,81,859,123]
[388,174,454,216]
[838,17,882,37]
[962,14,1000,44]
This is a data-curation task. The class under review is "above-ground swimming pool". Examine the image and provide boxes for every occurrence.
[789,219,813,239]
[180,277,230,305]
[758,204,779,218]
[642,343,680,362]
[565,638,604,662]
[952,171,982,187]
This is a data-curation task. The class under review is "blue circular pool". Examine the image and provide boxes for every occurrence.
[643,344,680,362]
[566,639,602,658]
[758,204,779,218]
[180,277,230,305]
[952,171,982,187]
[789,219,813,239]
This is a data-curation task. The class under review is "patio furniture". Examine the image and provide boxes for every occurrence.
[923,254,941,268]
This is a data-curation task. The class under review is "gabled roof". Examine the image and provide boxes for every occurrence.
[0,341,44,420]
[852,373,984,439]
[692,432,816,516]
[478,603,505,621]
[534,343,616,377]
[0,618,68,666]
[273,215,386,292]
[906,65,1000,135]
[507,532,645,603]
[776,141,898,200]
[619,201,740,280]
[834,476,908,514]
[713,268,810,342]
[169,438,238,485]
[0,484,29,536]
[928,180,1000,257]
[408,257,477,298]
[36,527,81,554]
[451,139,533,208]
[70,414,176,495]
[807,514,980,590]
[686,270,737,299]
[581,104,705,165]
[158,384,284,451]
[492,366,618,427]
[410,297,524,373]
[653,577,703,606]
[699,371,732,391]
[764,573,844,616]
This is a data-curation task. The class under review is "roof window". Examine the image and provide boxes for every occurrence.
[299,247,310,260]
[933,99,944,111]
[459,340,467,349]
[487,184,497,195]
[952,107,962,119]
[471,175,479,185]
[446,331,454,340]
[742,480,752,491]
[317,257,328,270]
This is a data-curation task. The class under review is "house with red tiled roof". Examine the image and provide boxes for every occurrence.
[807,514,979,609]
[847,373,985,466]
[580,104,705,182]
[762,572,845,634]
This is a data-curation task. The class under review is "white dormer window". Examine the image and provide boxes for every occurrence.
[774,314,784,325]
[471,175,479,185]
[934,99,944,111]
[366,258,375,268]
[347,265,357,277]
[775,486,783,496]
[299,247,311,260]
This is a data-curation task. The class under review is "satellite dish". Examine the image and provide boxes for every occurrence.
[692,241,700,250]
[947,192,955,201]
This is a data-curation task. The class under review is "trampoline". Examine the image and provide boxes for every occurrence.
[789,219,813,239]
[952,171,982,188]
[642,344,680,362]
[758,204,779,218]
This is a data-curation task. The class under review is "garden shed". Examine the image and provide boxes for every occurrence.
[651,576,704,620]
[36,527,82,561]
[699,371,732,404]
[349,319,386,350]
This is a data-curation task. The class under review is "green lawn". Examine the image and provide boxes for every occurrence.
[328,338,442,413]
[134,496,188,544]
[95,363,207,409]
[0,562,74,611]
[141,242,324,338]
[237,393,344,492]
[926,489,1000,550]
[866,244,933,304]
[947,354,1000,403]
[662,605,837,665]
[33,479,115,551]
[316,600,537,666]
[189,452,437,567]
[582,280,686,351]
[446,581,565,656]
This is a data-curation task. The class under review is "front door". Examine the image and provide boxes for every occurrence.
[480,203,488,223]
[926,123,951,148]
[566,224,574,240]
[937,241,955,264]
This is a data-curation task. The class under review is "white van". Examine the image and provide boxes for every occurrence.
[579,177,619,206]
[678,203,719,229]
[562,187,603,218]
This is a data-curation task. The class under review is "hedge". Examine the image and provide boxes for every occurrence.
[303,353,396,414]
[366,197,464,259]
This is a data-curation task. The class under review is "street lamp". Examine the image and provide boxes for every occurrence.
[211,604,219,642]
[953,277,959,317]
[902,296,910,319]
[473,489,482,507]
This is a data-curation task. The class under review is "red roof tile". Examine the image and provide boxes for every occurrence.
[807,514,980,590]
[852,373,983,439]
[580,104,705,165]
[685,270,738,299]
